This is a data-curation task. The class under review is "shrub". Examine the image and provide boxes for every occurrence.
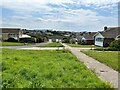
[80,40,87,45]
[109,40,120,51]
[94,47,119,51]
[94,40,120,51]
[19,38,35,43]
[94,47,105,51]
[62,37,70,43]
[6,38,18,42]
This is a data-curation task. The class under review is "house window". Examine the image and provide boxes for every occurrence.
[96,38,103,42]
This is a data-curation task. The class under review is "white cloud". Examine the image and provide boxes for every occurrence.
[78,0,119,6]
[1,0,118,31]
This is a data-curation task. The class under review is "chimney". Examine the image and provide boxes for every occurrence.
[104,26,107,31]
[88,32,91,34]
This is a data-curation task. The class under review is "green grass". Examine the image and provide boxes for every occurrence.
[1,42,25,46]
[39,42,64,47]
[68,44,98,48]
[81,50,118,72]
[1,49,113,88]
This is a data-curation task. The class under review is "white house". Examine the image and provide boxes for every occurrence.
[20,34,31,38]
[94,27,120,47]
[94,32,104,46]
[49,36,62,42]
[49,39,52,42]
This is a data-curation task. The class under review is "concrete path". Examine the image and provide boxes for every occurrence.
[62,43,119,88]
[19,47,64,50]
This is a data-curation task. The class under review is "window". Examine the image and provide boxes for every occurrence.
[96,38,103,42]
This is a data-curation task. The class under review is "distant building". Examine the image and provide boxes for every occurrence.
[49,36,63,42]
[94,27,120,47]
[20,34,31,38]
[1,28,22,41]
[81,32,97,45]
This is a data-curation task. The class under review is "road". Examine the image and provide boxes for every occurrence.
[0,42,51,49]
[0,42,65,50]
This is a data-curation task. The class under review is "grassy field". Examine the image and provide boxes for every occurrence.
[1,42,25,46]
[1,49,112,88]
[39,42,64,47]
[68,44,98,48]
[81,50,118,72]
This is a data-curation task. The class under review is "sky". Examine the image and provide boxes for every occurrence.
[1,0,119,32]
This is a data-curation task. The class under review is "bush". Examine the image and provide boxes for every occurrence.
[94,40,120,51]
[94,47,105,51]
[62,38,70,43]
[109,40,120,51]
[94,47,119,51]
[80,40,87,45]
[19,38,35,43]
[107,47,118,51]
[6,38,18,42]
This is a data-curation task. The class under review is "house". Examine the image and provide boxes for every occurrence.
[49,36,63,42]
[81,32,97,45]
[19,34,37,43]
[94,27,120,47]
[20,34,31,38]
[1,28,22,41]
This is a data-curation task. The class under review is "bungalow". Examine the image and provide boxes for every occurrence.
[81,32,97,45]
[1,28,22,41]
[49,36,63,42]
[19,34,36,43]
[94,27,120,47]
[20,34,31,38]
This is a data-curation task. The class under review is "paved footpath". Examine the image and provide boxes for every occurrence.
[0,42,64,50]
[62,43,119,88]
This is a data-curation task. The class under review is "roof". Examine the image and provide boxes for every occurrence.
[1,28,21,33]
[96,27,120,38]
[49,36,63,39]
[83,32,97,40]
[20,34,31,38]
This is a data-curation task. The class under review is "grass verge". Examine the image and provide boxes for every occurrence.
[67,44,98,48]
[81,50,118,72]
[1,49,113,88]
[2,42,25,46]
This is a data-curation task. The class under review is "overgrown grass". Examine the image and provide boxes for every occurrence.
[1,49,113,88]
[68,44,98,48]
[81,50,118,72]
[2,42,24,46]
[39,42,64,47]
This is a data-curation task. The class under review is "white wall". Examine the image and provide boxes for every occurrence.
[56,39,59,42]
[59,39,62,42]
[94,33,104,47]
[49,39,52,42]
